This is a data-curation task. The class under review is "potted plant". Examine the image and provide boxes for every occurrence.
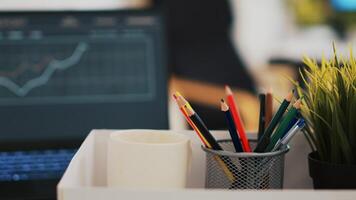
[294,44,356,189]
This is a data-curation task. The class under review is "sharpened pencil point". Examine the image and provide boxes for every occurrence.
[184,104,194,116]
[176,95,188,108]
[220,99,229,112]
[293,99,302,109]
[286,90,295,102]
[225,85,233,95]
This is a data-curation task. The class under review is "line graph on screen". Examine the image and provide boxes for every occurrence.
[0,33,156,105]
[0,42,88,97]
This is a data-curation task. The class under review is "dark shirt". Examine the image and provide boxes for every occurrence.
[155,0,256,128]
[156,0,256,92]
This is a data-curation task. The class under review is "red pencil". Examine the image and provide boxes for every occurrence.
[225,85,251,152]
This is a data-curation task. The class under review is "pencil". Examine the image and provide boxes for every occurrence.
[173,93,189,119]
[221,99,243,152]
[225,85,251,152]
[174,94,209,147]
[185,104,237,182]
[257,93,266,140]
[174,93,236,182]
[185,105,222,150]
[272,118,305,151]
[265,88,273,128]
[265,99,301,152]
[282,110,300,137]
[254,90,294,152]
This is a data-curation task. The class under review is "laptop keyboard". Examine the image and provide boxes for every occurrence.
[0,149,76,181]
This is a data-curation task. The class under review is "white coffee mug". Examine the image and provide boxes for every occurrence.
[107,130,191,189]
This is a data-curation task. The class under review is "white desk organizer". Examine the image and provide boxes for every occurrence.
[57,130,356,200]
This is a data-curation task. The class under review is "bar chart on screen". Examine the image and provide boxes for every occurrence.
[0,33,157,105]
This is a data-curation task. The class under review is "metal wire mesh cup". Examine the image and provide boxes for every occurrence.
[202,140,289,189]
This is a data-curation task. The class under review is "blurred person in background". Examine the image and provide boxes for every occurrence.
[156,0,259,131]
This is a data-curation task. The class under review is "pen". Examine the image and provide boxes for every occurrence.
[271,119,304,151]
[280,119,305,148]
[265,99,302,152]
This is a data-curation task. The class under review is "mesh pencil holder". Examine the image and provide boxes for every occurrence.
[202,140,289,190]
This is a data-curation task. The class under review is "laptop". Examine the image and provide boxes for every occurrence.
[0,9,168,199]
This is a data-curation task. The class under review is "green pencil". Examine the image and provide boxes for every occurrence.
[257,93,266,140]
[265,99,301,152]
[254,90,294,152]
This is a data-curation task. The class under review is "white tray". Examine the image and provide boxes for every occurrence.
[57,129,356,200]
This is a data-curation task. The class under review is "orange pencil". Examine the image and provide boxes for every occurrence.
[225,85,251,152]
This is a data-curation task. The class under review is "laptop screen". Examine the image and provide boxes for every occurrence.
[0,10,168,147]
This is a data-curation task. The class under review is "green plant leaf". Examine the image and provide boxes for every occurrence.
[292,44,356,164]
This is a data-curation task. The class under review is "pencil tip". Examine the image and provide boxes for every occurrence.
[225,85,232,95]
[184,104,194,116]
[176,94,188,107]
[172,93,177,100]
[294,99,302,109]
[220,99,229,111]
[286,89,295,102]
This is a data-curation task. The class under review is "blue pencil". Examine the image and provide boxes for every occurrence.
[221,99,243,152]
